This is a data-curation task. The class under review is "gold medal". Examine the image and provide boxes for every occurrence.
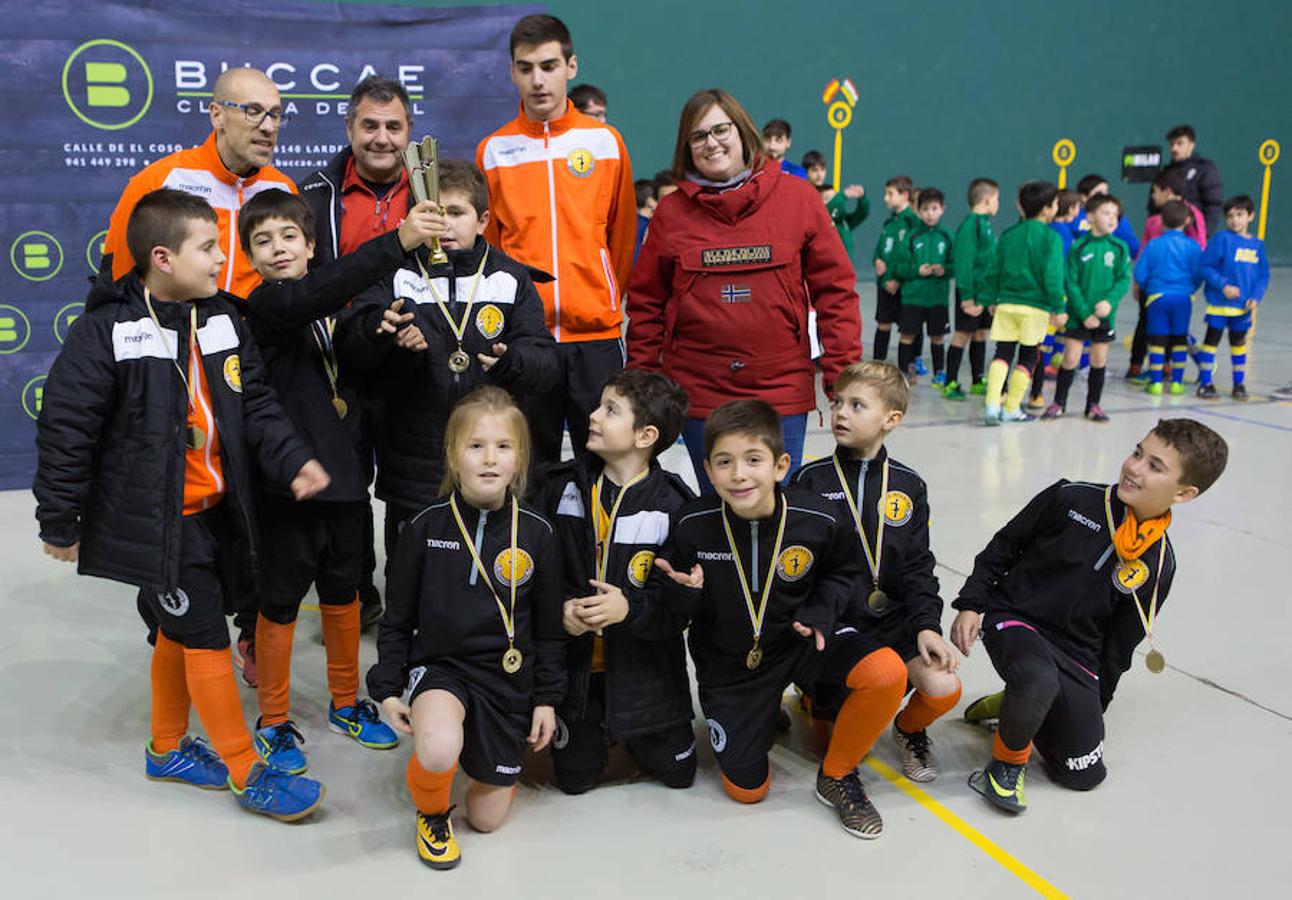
[332,396,348,419]
[745,645,763,670]
[1145,648,1165,674]
[722,499,788,668]
[1104,487,1169,682]
[833,455,891,616]
[502,646,523,674]
[417,250,491,378]
[451,495,524,679]
[448,348,471,373]
[187,425,206,450]
[867,589,890,613]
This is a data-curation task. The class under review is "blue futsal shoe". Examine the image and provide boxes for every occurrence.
[232,762,325,822]
[145,736,229,790]
[328,699,399,749]
[913,357,929,376]
[254,719,308,774]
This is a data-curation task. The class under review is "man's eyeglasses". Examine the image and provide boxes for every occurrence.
[687,121,735,147]
[217,100,293,128]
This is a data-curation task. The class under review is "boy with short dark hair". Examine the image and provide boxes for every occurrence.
[570,83,607,121]
[804,149,869,259]
[347,159,559,565]
[894,187,954,382]
[982,181,1066,424]
[653,400,907,837]
[634,178,657,263]
[872,176,920,363]
[762,119,807,179]
[1074,173,1140,257]
[792,362,962,782]
[1196,195,1269,400]
[35,188,329,820]
[536,369,698,794]
[1134,200,1203,396]
[1041,193,1132,422]
[236,188,441,771]
[952,419,1228,812]
[946,178,999,399]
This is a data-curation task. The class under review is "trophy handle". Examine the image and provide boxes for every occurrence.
[420,136,448,265]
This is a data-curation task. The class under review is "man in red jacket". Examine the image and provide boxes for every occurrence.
[477,14,637,465]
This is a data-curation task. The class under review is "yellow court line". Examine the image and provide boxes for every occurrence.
[864,757,1069,899]
[300,602,320,612]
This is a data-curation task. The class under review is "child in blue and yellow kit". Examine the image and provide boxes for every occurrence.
[1133,201,1202,396]
[1196,195,1270,401]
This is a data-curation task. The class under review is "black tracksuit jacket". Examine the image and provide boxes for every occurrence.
[535,458,695,739]
[952,479,1176,707]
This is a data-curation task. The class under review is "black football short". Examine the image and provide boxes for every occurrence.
[953,287,994,332]
[138,505,236,651]
[408,663,529,786]
[875,282,903,325]
[899,303,950,336]
[1062,323,1116,344]
[256,495,366,623]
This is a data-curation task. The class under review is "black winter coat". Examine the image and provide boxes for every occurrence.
[534,459,695,739]
[34,272,312,591]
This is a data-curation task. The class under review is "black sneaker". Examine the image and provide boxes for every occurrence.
[1196,383,1218,399]
[1232,384,1249,401]
[972,759,1027,814]
[359,584,384,631]
[815,767,883,838]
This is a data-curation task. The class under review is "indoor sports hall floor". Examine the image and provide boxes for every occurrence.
[5,277,1290,899]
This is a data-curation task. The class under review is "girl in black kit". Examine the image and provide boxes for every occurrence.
[368,387,565,870]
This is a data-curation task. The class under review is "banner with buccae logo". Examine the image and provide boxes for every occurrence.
[0,0,538,490]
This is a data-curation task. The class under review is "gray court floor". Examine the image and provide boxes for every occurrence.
[5,276,1290,899]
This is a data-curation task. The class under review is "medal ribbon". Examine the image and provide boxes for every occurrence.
[417,247,490,348]
[310,316,342,404]
[1104,486,1167,647]
[144,288,198,410]
[591,470,650,582]
[721,496,788,645]
[832,454,889,585]
[451,493,519,648]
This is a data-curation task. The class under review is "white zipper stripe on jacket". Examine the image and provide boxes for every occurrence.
[323,172,339,260]
[750,521,759,593]
[470,509,488,587]
[225,180,242,292]
[544,121,561,341]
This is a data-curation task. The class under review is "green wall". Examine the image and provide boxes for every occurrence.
[328,0,1292,265]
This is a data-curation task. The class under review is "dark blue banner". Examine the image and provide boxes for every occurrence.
[0,0,538,489]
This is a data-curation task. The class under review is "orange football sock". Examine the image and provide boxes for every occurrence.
[183,647,259,787]
[150,633,190,754]
[896,681,963,734]
[319,598,361,710]
[407,755,456,814]
[721,772,770,804]
[992,731,1033,765]
[255,614,296,726]
[822,648,907,778]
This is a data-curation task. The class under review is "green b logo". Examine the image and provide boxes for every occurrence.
[62,39,153,130]
[10,232,64,283]
[22,375,48,421]
[0,305,33,355]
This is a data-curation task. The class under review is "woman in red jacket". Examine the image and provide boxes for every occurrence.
[626,89,861,491]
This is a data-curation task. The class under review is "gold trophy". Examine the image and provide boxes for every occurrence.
[403,135,449,265]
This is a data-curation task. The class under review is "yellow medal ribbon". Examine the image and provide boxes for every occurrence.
[1104,486,1167,663]
[143,288,198,408]
[309,315,345,416]
[450,493,520,661]
[417,247,490,353]
[832,454,889,586]
[591,469,650,582]
[721,496,788,650]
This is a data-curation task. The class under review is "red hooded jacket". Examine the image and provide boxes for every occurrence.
[626,159,861,417]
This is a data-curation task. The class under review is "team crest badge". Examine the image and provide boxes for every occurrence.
[223,354,242,392]
[627,550,656,588]
[706,718,728,752]
[881,491,913,526]
[1113,558,1149,594]
[157,588,190,617]
[776,545,814,582]
[494,548,534,586]
[567,148,595,177]
[476,304,505,340]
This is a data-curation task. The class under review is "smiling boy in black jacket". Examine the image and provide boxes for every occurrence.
[236,189,440,773]
[653,400,907,838]
[792,362,961,784]
[343,160,559,565]
[34,188,328,821]
[535,369,697,794]
[951,419,1227,814]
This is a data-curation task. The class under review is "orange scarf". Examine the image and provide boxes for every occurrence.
[1114,508,1171,561]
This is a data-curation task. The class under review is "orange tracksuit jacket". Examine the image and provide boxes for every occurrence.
[103,132,297,298]
[477,103,636,343]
